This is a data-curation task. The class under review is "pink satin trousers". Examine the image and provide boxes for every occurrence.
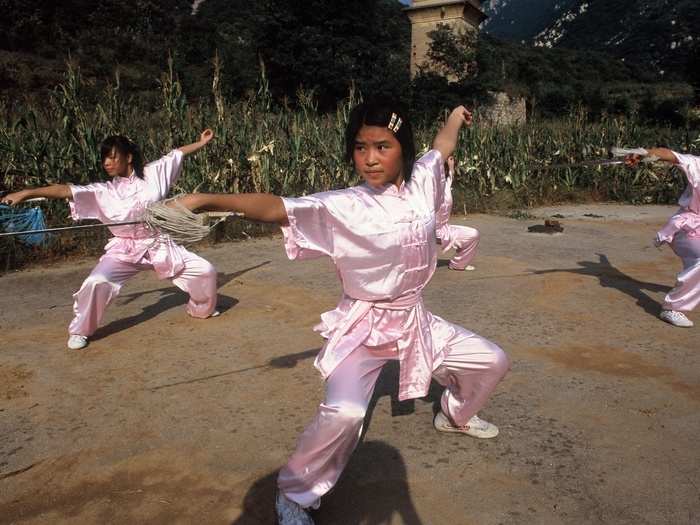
[664,233,700,312]
[68,252,217,336]
[278,325,508,508]
[442,225,480,270]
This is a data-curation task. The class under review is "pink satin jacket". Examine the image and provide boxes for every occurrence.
[68,150,189,277]
[281,150,461,401]
[657,152,700,243]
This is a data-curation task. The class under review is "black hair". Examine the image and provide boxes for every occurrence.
[100,135,144,179]
[344,96,416,181]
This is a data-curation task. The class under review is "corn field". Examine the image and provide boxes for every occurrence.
[1,60,699,269]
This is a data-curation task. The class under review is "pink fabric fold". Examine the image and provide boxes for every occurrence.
[657,211,700,244]
[673,152,700,214]
[435,169,480,269]
[657,151,700,243]
[435,174,453,243]
[312,292,443,401]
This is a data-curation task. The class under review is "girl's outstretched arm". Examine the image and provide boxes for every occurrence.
[433,106,473,161]
[642,148,678,164]
[178,129,214,156]
[1,185,72,205]
[625,147,678,167]
[177,193,289,226]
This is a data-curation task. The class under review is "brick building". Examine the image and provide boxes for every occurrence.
[404,0,486,78]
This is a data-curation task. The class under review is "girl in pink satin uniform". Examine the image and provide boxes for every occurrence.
[1,131,219,349]
[627,148,700,328]
[437,155,480,271]
[176,99,509,525]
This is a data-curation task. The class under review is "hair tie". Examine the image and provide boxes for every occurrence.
[122,135,138,149]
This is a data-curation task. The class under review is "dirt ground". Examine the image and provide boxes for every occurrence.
[1,204,698,525]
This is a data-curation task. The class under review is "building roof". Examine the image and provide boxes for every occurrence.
[403,0,487,22]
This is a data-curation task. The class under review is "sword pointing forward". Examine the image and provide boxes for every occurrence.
[530,147,659,171]
[529,159,626,171]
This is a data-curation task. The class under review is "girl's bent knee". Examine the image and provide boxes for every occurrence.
[489,344,510,377]
[320,402,367,426]
[83,274,115,289]
[202,262,217,280]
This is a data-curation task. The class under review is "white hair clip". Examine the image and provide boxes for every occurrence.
[388,113,402,133]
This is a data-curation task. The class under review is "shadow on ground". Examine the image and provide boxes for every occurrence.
[230,359,441,524]
[231,441,423,525]
[532,253,671,317]
[92,262,270,342]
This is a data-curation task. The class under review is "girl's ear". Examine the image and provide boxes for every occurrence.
[127,153,133,165]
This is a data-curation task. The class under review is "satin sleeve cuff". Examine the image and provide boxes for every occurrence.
[68,184,102,221]
[280,196,334,260]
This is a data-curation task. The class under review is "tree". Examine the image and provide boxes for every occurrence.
[187,0,411,108]
[2,1,192,67]
[687,41,700,98]
[422,23,477,83]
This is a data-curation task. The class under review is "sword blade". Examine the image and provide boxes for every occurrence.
[529,159,625,171]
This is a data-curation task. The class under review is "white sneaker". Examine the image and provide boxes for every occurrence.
[434,411,499,439]
[209,310,221,318]
[448,264,476,271]
[67,335,88,350]
[275,491,315,525]
[659,310,694,328]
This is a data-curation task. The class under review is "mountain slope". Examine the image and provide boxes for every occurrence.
[533,0,700,78]
[482,0,699,82]
[482,0,579,41]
